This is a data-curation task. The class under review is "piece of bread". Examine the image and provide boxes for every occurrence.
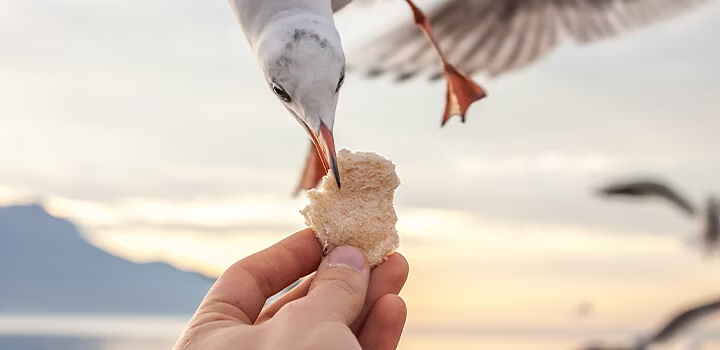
[300,149,400,267]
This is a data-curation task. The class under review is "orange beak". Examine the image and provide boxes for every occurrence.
[308,121,340,189]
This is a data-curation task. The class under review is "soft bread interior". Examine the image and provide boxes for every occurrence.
[300,149,400,267]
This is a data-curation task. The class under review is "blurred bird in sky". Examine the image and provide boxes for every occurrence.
[596,178,720,257]
[228,0,713,195]
[581,296,720,350]
[574,300,594,319]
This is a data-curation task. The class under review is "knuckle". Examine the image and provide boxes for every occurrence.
[275,298,305,318]
[324,275,361,299]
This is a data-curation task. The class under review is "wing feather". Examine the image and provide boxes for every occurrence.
[648,298,720,344]
[347,0,713,80]
[596,179,698,217]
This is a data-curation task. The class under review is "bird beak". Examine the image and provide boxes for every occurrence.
[310,121,341,189]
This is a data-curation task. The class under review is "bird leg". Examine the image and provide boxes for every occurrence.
[293,142,327,196]
[292,1,489,196]
[403,0,487,126]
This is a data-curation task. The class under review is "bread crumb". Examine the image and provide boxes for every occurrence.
[300,149,400,267]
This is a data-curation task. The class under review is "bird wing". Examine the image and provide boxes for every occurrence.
[647,298,720,344]
[346,0,711,80]
[597,179,697,216]
[701,196,719,245]
[579,343,629,350]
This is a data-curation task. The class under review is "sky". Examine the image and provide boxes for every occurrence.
[1,0,720,340]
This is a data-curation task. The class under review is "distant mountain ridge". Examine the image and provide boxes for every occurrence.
[0,203,212,315]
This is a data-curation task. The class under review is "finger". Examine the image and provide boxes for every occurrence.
[261,253,408,327]
[299,246,370,325]
[350,252,409,334]
[195,228,323,325]
[358,294,407,350]
[255,274,315,324]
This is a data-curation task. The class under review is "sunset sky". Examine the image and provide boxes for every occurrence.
[1,0,719,339]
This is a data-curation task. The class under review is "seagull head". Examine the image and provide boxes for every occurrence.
[254,18,345,188]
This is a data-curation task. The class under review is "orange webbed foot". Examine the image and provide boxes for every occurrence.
[293,142,327,196]
[441,64,487,126]
[404,0,487,126]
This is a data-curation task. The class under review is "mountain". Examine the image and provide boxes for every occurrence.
[0,203,213,315]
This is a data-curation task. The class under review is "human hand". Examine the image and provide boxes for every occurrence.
[173,228,409,350]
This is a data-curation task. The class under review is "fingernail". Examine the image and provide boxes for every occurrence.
[327,246,366,272]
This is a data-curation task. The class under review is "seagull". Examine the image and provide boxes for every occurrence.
[597,179,697,216]
[574,299,594,320]
[228,0,713,194]
[581,296,720,350]
[596,178,720,256]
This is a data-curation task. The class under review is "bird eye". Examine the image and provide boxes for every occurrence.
[271,82,291,103]
[336,73,345,93]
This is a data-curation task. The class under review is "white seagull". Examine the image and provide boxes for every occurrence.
[581,296,720,350]
[596,178,720,257]
[228,0,713,194]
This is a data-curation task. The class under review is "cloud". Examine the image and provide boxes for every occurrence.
[33,187,687,245]
[0,185,39,206]
[450,153,619,177]
[43,193,308,229]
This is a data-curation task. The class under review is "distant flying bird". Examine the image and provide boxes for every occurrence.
[596,178,720,256]
[574,300,594,319]
[228,0,712,195]
[597,180,697,216]
[581,297,720,350]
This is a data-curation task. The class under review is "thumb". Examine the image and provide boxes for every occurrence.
[301,246,370,325]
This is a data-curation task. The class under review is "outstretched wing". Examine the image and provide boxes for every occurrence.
[597,179,697,216]
[347,0,711,80]
[648,298,720,344]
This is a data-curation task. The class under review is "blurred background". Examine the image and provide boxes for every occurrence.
[1,0,719,349]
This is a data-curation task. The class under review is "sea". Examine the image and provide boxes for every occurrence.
[0,315,718,350]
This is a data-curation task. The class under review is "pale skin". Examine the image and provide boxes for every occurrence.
[173,228,409,350]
